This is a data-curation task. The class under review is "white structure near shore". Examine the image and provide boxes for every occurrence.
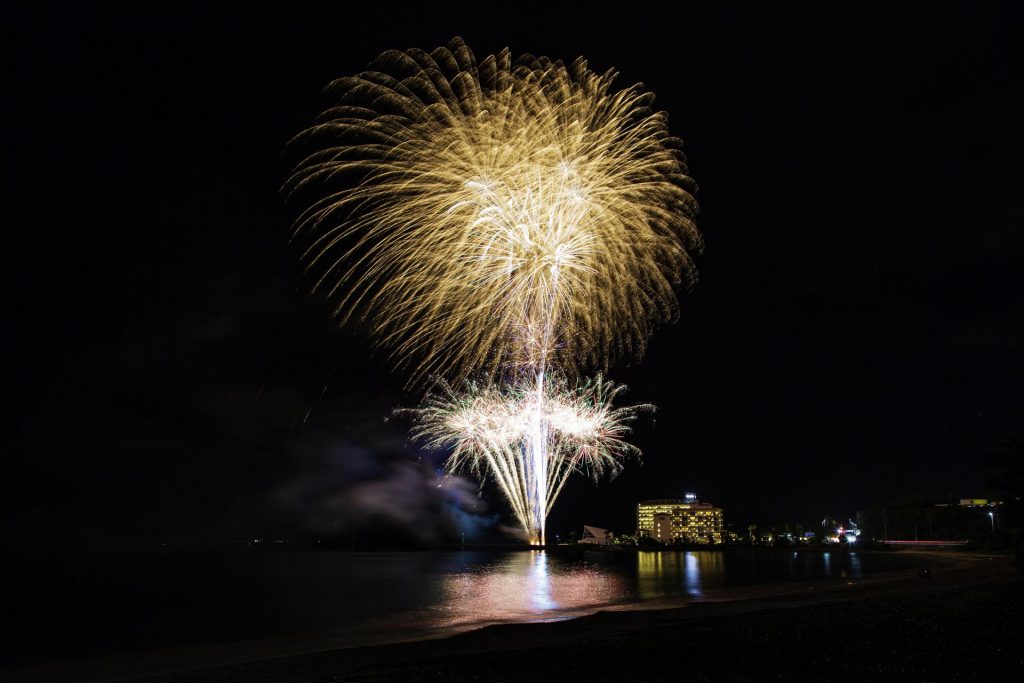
[580,526,614,545]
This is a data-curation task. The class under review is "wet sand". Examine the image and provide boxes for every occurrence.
[9,551,1021,682]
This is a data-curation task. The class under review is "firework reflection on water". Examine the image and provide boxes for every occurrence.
[7,550,923,664]
[434,551,625,629]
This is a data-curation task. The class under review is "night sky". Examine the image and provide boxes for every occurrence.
[5,2,1023,548]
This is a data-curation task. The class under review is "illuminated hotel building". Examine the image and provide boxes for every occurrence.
[637,495,724,544]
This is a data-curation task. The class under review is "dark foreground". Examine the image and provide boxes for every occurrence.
[8,552,1021,682]
[131,553,1021,682]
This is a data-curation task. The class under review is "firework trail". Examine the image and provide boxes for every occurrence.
[407,374,651,540]
[288,38,700,543]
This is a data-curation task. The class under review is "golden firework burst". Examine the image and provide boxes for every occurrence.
[287,37,701,386]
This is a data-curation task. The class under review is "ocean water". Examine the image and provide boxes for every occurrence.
[2,548,928,668]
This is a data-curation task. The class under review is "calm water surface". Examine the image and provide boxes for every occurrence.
[3,548,926,666]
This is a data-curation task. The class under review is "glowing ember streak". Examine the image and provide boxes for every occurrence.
[286,37,701,385]
[288,38,700,544]
[407,374,651,543]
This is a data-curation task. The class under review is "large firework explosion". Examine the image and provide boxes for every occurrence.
[288,38,700,544]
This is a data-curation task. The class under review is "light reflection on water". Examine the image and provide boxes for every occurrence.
[528,550,554,611]
[686,552,704,597]
[435,549,734,632]
[637,551,725,600]
[849,552,862,577]
[6,549,925,666]
[434,550,628,629]
[401,548,889,637]
[432,547,876,631]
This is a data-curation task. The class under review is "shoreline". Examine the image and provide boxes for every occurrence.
[5,550,1017,682]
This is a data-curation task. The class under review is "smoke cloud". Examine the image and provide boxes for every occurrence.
[277,425,498,545]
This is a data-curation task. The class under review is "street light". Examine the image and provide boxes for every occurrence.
[988,510,995,532]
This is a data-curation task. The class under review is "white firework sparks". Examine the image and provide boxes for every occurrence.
[408,374,650,543]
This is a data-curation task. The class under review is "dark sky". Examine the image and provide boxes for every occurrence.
[5,1,1023,547]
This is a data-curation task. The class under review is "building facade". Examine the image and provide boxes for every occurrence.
[637,497,724,544]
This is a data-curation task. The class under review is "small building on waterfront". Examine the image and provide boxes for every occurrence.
[580,525,614,545]
[637,496,724,544]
